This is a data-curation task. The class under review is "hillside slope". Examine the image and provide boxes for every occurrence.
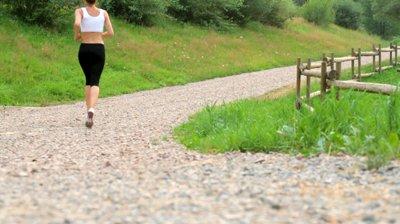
[0,11,383,106]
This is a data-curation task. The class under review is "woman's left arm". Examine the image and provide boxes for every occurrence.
[102,11,114,38]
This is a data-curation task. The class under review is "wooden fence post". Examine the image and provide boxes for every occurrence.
[378,44,382,73]
[372,44,376,72]
[330,53,335,71]
[296,58,302,110]
[394,44,398,66]
[321,61,327,99]
[351,48,355,79]
[306,59,311,104]
[390,43,393,66]
[335,62,342,100]
[357,48,362,81]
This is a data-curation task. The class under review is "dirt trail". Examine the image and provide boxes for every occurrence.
[1,55,399,223]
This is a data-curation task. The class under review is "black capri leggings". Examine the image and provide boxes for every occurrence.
[78,43,105,87]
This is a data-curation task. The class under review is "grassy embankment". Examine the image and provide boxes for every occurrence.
[0,8,383,106]
[174,67,400,169]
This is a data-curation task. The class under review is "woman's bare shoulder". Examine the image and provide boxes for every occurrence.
[75,8,83,14]
[102,9,110,17]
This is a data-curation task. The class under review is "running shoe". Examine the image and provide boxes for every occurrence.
[85,111,94,128]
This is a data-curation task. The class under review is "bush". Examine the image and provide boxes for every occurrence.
[167,0,244,28]
[168,0,294,28]
[302,0,334,26]
[333,0,362,30]
[365,18,399,40]
[101,0,166,26]
[292,0,306,6]
[360,0,400,39]
[239,0,295,27]
[1,0,80,30]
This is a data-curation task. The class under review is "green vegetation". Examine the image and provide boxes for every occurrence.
[167,0,296,28]
[333,0,362,30]
[0,0,296,29]
[0,0,79,31]
[359,0,400,39]
[174,68,400,169]
[0,8,383,106]
[102,0,167,26]
[2,0,398,38]
[302,0,334,26]
[300,0,400,39]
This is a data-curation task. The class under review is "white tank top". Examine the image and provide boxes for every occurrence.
[80,7,105,33]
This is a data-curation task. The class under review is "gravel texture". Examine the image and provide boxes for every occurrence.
[1,54,399,223]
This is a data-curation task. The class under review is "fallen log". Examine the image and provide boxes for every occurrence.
[301,89,331,100]
[303,103,315,112]
[327,80,398,95]
[375,66,393,72]
[358,72,375,79]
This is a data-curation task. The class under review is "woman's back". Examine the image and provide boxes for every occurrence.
[79,7,105,44]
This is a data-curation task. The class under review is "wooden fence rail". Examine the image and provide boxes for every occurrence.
[295,43,399,111]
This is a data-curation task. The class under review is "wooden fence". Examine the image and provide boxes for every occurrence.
[295,43,399,111]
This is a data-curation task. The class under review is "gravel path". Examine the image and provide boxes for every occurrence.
[1,54,399,224]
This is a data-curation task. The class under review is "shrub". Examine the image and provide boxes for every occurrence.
[360,0,400,39]
[168,0,294,28]
[1,0,80,30]
[364,16,399,40]
[333,0,362,30]
[101,0,167,26]
[167,0,244,28]
[302,0,334,26]
[292,0,306,6]
[239,0,295,27]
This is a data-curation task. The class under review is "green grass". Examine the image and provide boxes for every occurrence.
[0,8,384,106]
[174,68,400,169]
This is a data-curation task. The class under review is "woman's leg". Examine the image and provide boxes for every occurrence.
[85,86,98,128]
[81,44,105,128]
[87,44,105,110]
[88,86,100,109]
[85,85,91,109]
[79,45,93,110]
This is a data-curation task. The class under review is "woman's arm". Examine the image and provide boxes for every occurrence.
[102,11,114,38]
[74,9,82,42]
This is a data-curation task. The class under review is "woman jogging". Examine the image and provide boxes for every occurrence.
[73,0,114,128]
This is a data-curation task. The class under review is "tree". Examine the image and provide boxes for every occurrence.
[358,0,399,39]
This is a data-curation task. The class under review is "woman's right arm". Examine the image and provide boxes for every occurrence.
[74,9,82,42]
